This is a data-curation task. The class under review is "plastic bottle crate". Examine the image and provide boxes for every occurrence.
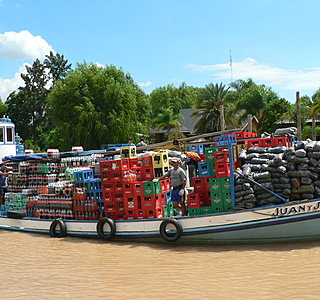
[187,192,205,208]
[74,169,94,182]
[120,146,137,159]
[192,177,205,192]
[143,180,162,195]
[210,192,225,211]
[189,207,203,216]
[214,150,230,163]
[213,134,237,147]
[187,144,204,154]
[123,195,139,209]
[154,166,169,179]
[204,147,218,162]
[141,166,154,181]
[152,152,169,167]
[198,162,212,177]
[141,156,153,167]
[163,203,175,217]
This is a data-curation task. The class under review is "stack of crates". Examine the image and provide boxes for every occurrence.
[4,192,28,213]
[152,152,170,179]
[100,158,131,220]
[99,154,171,220]
[209,177,232,212]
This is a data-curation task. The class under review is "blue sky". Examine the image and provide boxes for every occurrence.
[0,0,320,102]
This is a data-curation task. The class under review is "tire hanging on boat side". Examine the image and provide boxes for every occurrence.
[97,217,116,239]
[159,218,183,242]
[50,218,67,238]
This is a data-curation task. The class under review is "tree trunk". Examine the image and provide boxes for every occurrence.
[220,104,225,131]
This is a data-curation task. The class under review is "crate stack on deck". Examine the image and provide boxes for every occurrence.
[100,146,171,220]
[188,133,248,216]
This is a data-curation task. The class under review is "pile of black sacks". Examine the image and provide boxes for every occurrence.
[235,140,320,209]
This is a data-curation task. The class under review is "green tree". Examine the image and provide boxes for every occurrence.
[6,53,72,150]
[44,51,72,87]
[7,59,49,148]
[149,83,196,118]
[192,83,234,133]
[46,63,150,150]
[230,79,280,133]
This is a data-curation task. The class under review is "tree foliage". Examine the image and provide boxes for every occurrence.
[46,63,150,150]
[6,53,72,150]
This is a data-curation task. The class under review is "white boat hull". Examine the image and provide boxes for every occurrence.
[2,198,320,244]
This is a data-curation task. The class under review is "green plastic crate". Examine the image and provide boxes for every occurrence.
[143,180,162,195]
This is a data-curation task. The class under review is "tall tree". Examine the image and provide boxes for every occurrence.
[192,83,231,133]
[46,63,150,150]
[44,51,72,86]
[7,59,49,148]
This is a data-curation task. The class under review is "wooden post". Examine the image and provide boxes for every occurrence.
[296,91,302,141]
[248,114,253,132]
[312,117,316,141]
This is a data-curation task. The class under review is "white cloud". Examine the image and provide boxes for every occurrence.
[0,63,29,100]
[0,30,55,61]
[186,57,320,91]
[138,80,152,87]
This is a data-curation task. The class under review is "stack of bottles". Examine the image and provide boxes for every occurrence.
[37,181,73,219]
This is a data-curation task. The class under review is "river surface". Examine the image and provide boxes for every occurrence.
[1,230,320,299]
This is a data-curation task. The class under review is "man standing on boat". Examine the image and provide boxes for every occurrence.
[155,157,187,216]
[0,165,9,205]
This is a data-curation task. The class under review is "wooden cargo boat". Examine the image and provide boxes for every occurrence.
[1,128,320,244]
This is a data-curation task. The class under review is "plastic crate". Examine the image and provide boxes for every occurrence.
[213,134,237,147]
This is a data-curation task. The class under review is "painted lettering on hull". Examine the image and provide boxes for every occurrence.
[273,202,320,217]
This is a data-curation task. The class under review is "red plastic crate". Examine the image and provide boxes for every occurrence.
[214,150,230,163]
[192,177,205,192]
[113,191,124,202]
[124,195,139,209]
[129,158,139,168]
[141,166,154,181]
[100,171,111,181]
[102,181,114,192]
[142,195,157,209]
[215,163,231,178]
[102,191,112,201]
[245,138,264,148]
[187,193,205,208]
[110,170,126,181]
[136,209,145,219]
[125,209,137,220]
[104,201,117,212]
[134,167,143,181]
[203,176,216,191]
[160,178,171,192]
[142,156,153,167]
[114,181,123,192]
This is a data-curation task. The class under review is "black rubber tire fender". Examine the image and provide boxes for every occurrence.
[97,217,116,239]
[50,218,67,238]
[159,218,183,242]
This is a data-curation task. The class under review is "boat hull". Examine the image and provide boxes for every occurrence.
[2,199,320,244]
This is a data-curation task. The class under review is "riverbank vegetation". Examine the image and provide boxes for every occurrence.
[1,52,319,151]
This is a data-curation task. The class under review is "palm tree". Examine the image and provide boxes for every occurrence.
[192,83,230,133]
[154,107,182,135]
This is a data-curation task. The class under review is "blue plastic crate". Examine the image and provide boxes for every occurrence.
[74,169,94,182]
[213,134,237,147]
[187,144,204,154]
[198,161,212,177]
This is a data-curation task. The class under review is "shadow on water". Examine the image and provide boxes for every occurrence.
[28,232,320,253]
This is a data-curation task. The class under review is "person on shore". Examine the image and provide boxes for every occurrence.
[156,157,187,216]
[136,138,147,147]
[128,137,135,145]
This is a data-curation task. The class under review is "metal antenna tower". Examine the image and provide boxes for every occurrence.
[229,49,233,84]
